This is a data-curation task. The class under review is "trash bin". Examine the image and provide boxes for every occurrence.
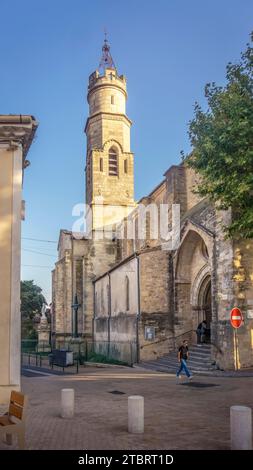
[50,349,74,367]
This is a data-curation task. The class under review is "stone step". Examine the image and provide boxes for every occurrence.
[190,346,211,352]
[160,354,211,363]
[160,352,212,360]
[185,346,211,353]
[141,359,212,370]
[145,351,212,361]
[138,363,223,377]
[139,343,214,375]
[190,349,211,355]
[187,356,212,363]
[163,347,211,356]
[189,348,211,354]
[139,363,213,373]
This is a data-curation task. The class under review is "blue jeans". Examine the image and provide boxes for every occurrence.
[176,359,191,377]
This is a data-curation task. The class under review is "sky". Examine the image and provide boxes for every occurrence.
[0,0,252,301]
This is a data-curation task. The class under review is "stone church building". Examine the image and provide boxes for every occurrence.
[52,40,253,371]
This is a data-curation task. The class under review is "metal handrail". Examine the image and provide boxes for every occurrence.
[140,328,223,354]
[21,351,79,374]
[140,329,194,349]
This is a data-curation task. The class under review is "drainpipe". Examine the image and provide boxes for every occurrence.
[136,254,141,363]
[82,257,85,337]
[92,281,96,342]
[108,273,111,354]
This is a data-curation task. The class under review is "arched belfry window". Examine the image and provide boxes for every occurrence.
[125,275,130,311]
[109,147,118,176]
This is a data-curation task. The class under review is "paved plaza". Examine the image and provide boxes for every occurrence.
[0,365,253,450]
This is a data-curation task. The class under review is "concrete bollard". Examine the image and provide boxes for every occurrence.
[230,405,252,450]
[61,388,75,418]
[128,395,144,434]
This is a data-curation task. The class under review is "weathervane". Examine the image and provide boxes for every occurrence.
[99,29,116,73]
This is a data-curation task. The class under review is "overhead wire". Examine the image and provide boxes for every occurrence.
[22,237,57,244]
[22,264,52,268]
[22,248,56,257]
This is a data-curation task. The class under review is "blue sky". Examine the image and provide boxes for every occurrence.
[1,0,252,301]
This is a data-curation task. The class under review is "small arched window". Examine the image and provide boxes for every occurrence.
[124,159,128,174]
[111,95,115,105]
[125,275,130,311]
[100,158,103,172]
[109,147,118,176]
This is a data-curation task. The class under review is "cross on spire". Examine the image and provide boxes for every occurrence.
[99,30,116,73]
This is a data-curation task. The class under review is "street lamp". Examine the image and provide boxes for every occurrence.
[71,294,81,338]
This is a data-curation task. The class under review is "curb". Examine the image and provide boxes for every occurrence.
[83,362,130,369]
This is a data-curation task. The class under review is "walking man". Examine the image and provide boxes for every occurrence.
[176,340,193,379]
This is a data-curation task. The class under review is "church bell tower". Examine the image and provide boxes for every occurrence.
[85,36,135,231]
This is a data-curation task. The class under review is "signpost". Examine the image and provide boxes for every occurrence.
[230,308,243,329]
[230,307,243,370]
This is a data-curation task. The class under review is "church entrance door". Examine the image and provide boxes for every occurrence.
[198,277,212,343]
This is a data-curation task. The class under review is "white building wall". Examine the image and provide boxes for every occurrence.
[110,258,138,316]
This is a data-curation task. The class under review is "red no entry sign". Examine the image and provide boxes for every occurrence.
[230,308,243,328]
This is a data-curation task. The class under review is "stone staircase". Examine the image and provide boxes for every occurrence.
[138,344,215,375]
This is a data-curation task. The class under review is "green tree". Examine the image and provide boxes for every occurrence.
[21,280,46,339]
[186,33,253,238]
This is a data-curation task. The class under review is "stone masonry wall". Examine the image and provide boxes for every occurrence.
[83,237,118,338]
[53,250,72,337]
[139,248,174,361]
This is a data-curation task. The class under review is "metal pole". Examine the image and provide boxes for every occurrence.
[72,293,80,338]
[136,255,141,363]
[71,235,74,334]
[235,329,239,371]
[74,306,78,338]
[107,284,109,358]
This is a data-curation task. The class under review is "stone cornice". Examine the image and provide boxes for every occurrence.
[0,115,38,163]
[85,112,132,133]
[89,148,133,157]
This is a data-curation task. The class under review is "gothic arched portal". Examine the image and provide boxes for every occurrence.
[174,226,213,343]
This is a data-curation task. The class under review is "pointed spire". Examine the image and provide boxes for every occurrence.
[99,30,116,73]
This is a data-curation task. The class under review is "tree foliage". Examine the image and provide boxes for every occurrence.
[21,280,46,339]
[186,33,253,238]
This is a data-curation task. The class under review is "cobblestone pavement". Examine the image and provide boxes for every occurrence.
[0,366,252,450]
